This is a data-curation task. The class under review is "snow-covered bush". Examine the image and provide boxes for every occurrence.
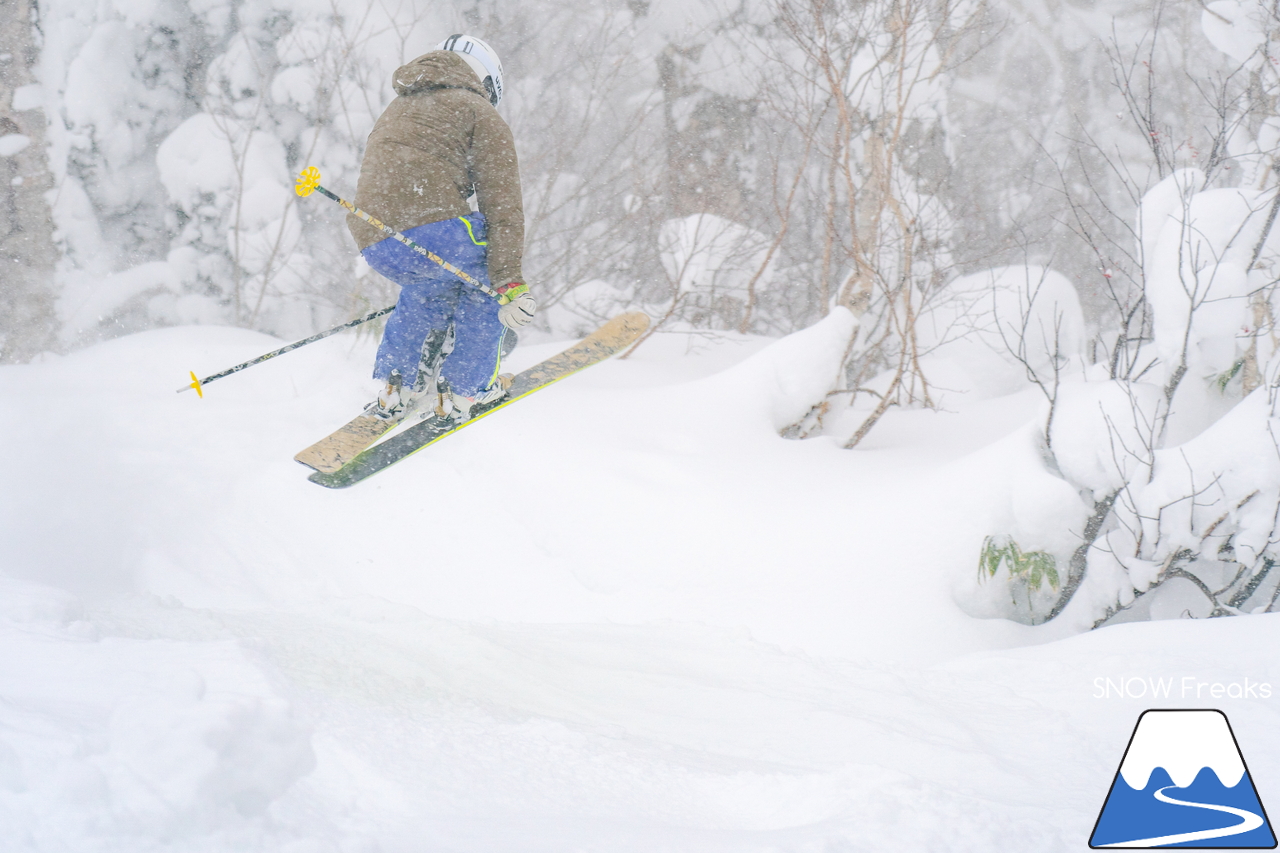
[1083,382,1280,623]
[964,0,1280,627]
[963,173,1280,627]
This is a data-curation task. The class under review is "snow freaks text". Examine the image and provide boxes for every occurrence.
[1093,678,1274,701]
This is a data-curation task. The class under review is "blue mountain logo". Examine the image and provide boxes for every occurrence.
[1091,709,1276,848]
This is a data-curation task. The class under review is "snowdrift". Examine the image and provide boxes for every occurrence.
[1,317,1278,851]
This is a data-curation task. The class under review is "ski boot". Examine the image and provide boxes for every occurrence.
[366,370,430,423]
[437,374,514,423]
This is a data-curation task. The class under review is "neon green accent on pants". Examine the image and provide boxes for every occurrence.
[487,328,506,388]
[458,217,488,246]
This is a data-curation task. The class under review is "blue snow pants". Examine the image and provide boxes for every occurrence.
[362,213,506,398]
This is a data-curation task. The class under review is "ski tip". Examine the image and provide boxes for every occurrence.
[606,311,650,337]
[594,311,650,345]
[626,311,651,332]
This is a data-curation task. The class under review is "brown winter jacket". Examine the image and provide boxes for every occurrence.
[347,50,525,287]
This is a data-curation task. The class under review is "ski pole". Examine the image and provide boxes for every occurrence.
[294,166,503,302]
[177,304,395,395]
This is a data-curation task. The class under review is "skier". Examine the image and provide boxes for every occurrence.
[347,34,536,424]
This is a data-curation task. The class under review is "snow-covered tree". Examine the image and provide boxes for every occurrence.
[759,0,981,445]
[0,0,60,362]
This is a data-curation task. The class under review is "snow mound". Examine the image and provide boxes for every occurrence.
[0,579,314,844]
[703,306,856,430]
[919,266,1085,400]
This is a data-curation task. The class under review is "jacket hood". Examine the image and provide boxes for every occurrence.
[392,51,488,99]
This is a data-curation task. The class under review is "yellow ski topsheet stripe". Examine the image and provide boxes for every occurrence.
[371,361,589,466]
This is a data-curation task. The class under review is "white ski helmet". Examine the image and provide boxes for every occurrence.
[437,34,504,106]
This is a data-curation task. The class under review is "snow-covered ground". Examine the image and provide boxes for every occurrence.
[1,318,1278,851]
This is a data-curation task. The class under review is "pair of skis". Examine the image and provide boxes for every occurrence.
[217,168,649,487]
[294,312,649,488]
